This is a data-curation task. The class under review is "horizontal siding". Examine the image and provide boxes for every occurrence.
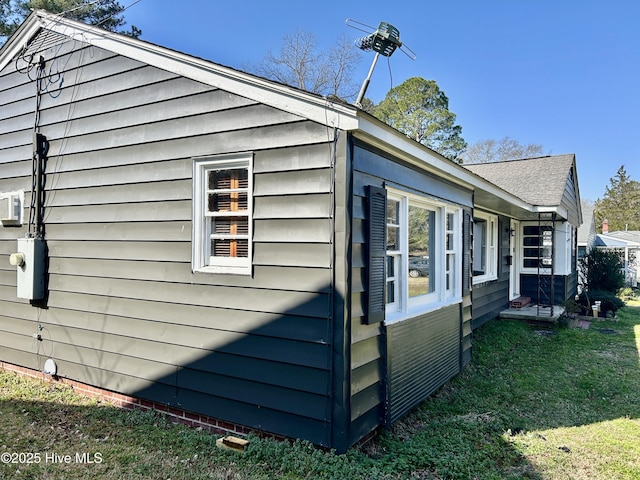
[520,274,575,305]
[471,216,510,329]
[471,278,509,329]
[349,142,472,440]
[0,34,338,446]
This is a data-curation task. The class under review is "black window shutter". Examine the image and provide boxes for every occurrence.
[366,185,387,324]
[462,210,472,296]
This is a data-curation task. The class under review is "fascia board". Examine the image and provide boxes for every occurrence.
[598,234,640,248]
[0,15,43,72]
[31,11,360,130]
[533,205,569,221]
[353,116,535,215]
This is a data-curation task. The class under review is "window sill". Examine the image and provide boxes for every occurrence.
[384,297,462,326]
[472,275,498,286]
[193,265,252,276]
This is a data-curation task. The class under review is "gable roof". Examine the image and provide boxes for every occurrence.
[597,231,640,248]
[2,10,569,222]
[577,201,597,247]
[464,155,575,206]
[465,154,583,224]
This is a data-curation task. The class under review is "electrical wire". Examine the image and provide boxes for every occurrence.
[95,0,143,28]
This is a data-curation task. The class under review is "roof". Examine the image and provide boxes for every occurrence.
[2,11,563,221]
[577,201,596,246]
[597,231,640,248]
[464,155,576,206]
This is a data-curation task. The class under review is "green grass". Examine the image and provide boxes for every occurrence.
[2,306,640,479]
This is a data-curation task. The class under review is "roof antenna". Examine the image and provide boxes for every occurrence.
[346,19,416,108]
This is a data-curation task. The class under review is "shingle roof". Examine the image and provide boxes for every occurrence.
[464,154,576,206]
[599,230,640,246]
[577,201,596,245]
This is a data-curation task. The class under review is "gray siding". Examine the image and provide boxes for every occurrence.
[0,35,339,445]
[349,141,473,442]
[471,215,511,329]
[520,273,578,306]
[561,165,581,227]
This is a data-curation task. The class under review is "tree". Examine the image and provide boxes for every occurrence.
[253,30,361,101]
[1,0,140,45]
[460,136,548,164]
[594,165,640,232]
[372,77,467,162]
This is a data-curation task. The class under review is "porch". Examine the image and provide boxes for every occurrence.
[498,303,565,323]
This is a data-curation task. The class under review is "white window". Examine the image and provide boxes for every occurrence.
[193,154,253,275]
[522,224,553,271]
[520,221,573,275]
[385,189,461,322]
[472,211,498,283]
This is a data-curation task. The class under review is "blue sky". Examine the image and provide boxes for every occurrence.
[124,0,640,202]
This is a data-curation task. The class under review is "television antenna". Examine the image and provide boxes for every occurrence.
[346,18,416,107]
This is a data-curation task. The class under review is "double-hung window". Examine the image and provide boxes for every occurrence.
[385,188,461,322]
[472,211,498,283]
[193,154,253,275]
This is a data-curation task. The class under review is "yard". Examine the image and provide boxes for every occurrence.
[2,304,640,479]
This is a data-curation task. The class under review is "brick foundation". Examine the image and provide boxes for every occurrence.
[0,361,287,442]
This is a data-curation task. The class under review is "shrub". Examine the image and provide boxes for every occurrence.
[579,249,625,293]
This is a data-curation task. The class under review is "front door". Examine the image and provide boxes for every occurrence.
[509,219,520,300]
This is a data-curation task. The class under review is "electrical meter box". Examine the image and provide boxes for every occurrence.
[11,238,46,300]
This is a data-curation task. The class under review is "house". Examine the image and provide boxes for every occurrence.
[596,222,640,287]
[465,155,583,325]
[577,201,597,260]
[0,11,582,452]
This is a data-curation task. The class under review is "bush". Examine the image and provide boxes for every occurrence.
[576,290,625,317]
[579,249,625,293]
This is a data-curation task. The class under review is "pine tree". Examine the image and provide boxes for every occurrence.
[594,165,640,232]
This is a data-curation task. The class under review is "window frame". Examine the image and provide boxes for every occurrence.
[192,153,253,275]
[385,188,462,324]
[472,211,498,284]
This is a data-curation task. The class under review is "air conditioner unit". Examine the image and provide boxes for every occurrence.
[0,192,21,224]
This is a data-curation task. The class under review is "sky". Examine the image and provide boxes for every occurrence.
[123,0,640,202]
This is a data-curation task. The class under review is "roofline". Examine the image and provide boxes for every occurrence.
[0,10,44,68]
[353,114,538,216]
[3,11,571,221]
[570,155,584,225]
[597,233,640,248]
[6,10,361,130]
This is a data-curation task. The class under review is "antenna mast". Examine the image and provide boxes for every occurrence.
[346,19,416,107]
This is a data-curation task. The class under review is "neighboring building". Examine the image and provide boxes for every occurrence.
[0,11,583,452]
[577,201,597,259]
[596,226,640,287]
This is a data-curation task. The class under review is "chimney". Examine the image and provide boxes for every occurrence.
[602,218,609,234]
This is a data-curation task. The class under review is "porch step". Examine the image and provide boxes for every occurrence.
[510,296,531,309]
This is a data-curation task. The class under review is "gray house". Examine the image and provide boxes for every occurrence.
[0,11,582,452]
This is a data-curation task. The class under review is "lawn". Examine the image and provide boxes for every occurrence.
[2,306,640,479]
